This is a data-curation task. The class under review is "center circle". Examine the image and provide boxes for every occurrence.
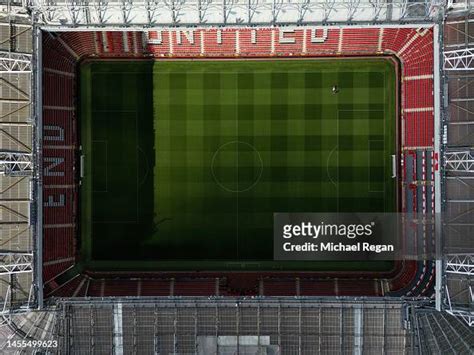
[211,141,263,193]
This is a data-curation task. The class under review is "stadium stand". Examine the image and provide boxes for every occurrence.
[172,29,203,56]
[42,25,436,298]
[299,279,336,296]
[104,280,140,296]
[261,278,298,296]
[48,274,85,297]
[173,278,217,296]
[305,28,338,54]
[341,28,380,53]
[42,33,76,73]
[42,227,75,262]
[203,29,238,56]
[239,28,273,56]
[337,279,381,296]
[274,29,305,55]
[42,34,77,293]
[57,31,95,57]
[389,261,418,292]
[140,279,173,296]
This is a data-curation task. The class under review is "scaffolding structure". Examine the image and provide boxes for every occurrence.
[442,12,474,329]
[445,149,474,172]
[445,253,473,326]
[0,6,36,327]
[0,51,31,73]
[0,151,32,176]
[30,0,442,28]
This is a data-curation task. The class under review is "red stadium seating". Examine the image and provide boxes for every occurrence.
[42,149,75,184]
[148,30,171,57]
[305,28,340,55]
[203,29,237,56]
[404,63,433,77]
[42,227,75,262]
[341,28,380,53]
[87,279,104,297]
[239,28,273,56]
[337,279,380,296]
[390,261,418,292]
[42,34,78,289]
[59,31,96,57]
[262,279,297,296]
[49,275,86,297]
[105,280,139,296]
[172,29,203,56]
[381,28,419,53]
[402,30,434,64]
[42,33,76,74]
[300,279,336,296]
[404,79,434,109]
[59,31,145,58]
[173,279,217,296]
[43,110,76,147]
[43,261,74,284]
[43,75,75,108]
[140,279,172,296]
[404,111,435,148]
[274,28,305,55]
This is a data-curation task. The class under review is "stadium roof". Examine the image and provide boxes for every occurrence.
[0,18,36,317]
[55,298,415,354]
[441,12,474,329]
[28,0,442,27]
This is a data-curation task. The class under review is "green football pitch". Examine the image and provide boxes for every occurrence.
[80,59,397,271]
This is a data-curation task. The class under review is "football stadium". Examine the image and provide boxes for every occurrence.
[0,0,473,353]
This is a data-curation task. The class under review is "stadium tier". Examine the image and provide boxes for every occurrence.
[41,26,436,298]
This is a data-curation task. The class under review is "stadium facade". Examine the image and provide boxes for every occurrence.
[0,0,473,353]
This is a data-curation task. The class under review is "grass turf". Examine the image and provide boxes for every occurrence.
[80,59,396,271]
